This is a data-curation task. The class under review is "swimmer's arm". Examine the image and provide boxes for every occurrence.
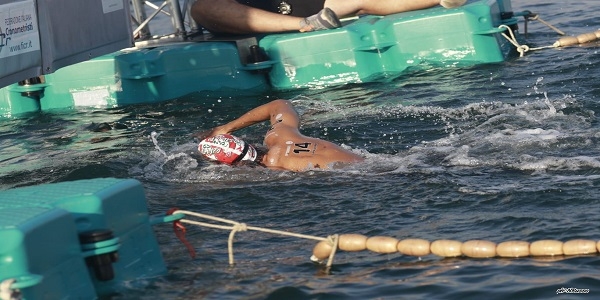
[227,99,300,129]
[266,99,300,127]
[193,99,299,138]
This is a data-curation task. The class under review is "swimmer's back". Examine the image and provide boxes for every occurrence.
[261,101,363,170]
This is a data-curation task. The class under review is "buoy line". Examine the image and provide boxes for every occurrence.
[499,13,600,57]
[168,210,599,267]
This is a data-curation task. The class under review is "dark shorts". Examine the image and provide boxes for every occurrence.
[236,0,325,17]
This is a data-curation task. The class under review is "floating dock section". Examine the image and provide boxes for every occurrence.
[0,178,167,299]
[0,0,519,117]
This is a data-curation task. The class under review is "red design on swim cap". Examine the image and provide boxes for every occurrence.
[198,134,257,164]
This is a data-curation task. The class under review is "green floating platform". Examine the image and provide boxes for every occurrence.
[0,0,518,117]
[0,178,168,299]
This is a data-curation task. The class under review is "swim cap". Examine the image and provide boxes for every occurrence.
[198,134,257,165]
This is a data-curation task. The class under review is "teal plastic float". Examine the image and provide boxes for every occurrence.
[0,0,520,117]
[0,178,168,299]
[261,0,516,89]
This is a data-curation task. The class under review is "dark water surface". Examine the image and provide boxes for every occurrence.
[1,1,599,299]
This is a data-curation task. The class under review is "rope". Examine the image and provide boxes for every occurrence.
[498,25,552,57]
[172,209,328,265]
[500,23,600,54]
[526,14,566,36]
[228,223,247,264]
[0,279,19,300]
[507,12,600,56]
[325,234,339,269]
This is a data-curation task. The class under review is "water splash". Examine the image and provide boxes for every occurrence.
[131,131,294,184]
[300,91,600,177]
[150,131,168,157]
[129,131,199,181]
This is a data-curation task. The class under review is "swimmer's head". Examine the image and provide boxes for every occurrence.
[198,134,257,165]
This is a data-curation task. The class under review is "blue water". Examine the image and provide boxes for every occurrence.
[1,0,600,299]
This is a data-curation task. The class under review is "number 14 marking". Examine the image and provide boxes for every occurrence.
[293,142,311,153]
[285,141,313,156]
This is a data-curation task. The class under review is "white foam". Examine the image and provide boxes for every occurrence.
[135,92,599,181]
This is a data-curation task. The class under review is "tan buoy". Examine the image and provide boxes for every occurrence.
[562,239,597,255]
[554,36,580,47]
[338,234,368,252]
[397,239,431,256]
[496,241,530,257]
[530,240,563,256]
[553,30,600,47]
[366,236,399,254]
[311,232,599,265]
[577,32,598,44]
[430,240,463,257]
[312,240,333,260]
[461,240,497,258]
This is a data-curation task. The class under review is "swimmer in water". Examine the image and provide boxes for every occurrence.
[194,99,364,172]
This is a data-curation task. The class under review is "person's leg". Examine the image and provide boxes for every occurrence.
[191,0,463,34]
[324,0,465,18]
[440,0,468,9]
[192,0,305,34]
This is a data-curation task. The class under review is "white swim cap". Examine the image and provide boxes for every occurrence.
[198,134,257,165]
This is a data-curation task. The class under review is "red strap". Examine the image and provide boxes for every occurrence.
[167,208,197,259]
